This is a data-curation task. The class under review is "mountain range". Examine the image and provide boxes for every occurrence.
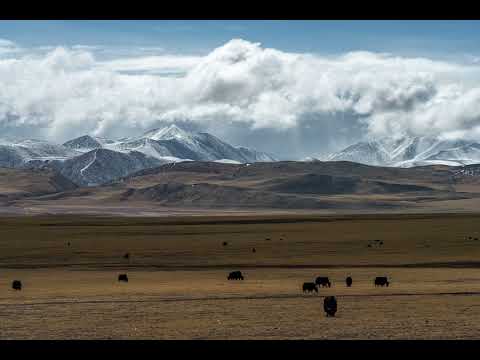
[326,136,480,168]
[0,125,276,186]
[3,126,480,190]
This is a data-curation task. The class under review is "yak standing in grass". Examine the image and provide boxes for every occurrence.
[374,276,389,287]
[324,296,337,317]
[303,282,318,293]
[228,271,244,280]
[12,280,22,291]
[315,276,331,288]
[345,276,352,287]
[118,274,129,282]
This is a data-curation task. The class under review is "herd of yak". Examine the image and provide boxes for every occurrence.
[225,271,391,317]
[7,239,392,317]
[7,271,390,317]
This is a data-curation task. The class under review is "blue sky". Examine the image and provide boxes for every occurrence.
[1,20,480,58]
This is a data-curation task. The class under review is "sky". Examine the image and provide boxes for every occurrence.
[1,20,480,159]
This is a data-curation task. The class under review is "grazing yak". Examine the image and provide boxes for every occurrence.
[252,248,256,253]
[123,253,130,260]
[222,241,228,246]
[323,296,337,317]
[345,276,353,287]
[118,274,129,282]
[302,282,318,293]
[228,271,244,280]
[374,276,389,287]
[315,276,331,288]
[12,280,22,291]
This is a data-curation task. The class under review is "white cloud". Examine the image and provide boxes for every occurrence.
[97,55,201,75]
[0,38,16,47]
[1,38,480,148]
[0,38,21,56]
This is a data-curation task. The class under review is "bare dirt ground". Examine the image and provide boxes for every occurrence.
[1,213,480,339]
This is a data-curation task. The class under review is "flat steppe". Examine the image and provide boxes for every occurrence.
[1,213,480,339]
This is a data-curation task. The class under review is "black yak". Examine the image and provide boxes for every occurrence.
[345,276,352,287]
[324,296,337,316]
[302,282,318,293]
[118,274,129,282]
[315,276,331,288]
[12,280,22,291]
[374,276,389,287]
[228,271,244,280]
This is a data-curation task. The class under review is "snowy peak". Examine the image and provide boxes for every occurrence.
[0,138,79,167]
[328,135,480,168]
[63,135,104,152]
[142,124,193,142]
[0,125,276,187]
[139,125,276,163]
[327,141,389,166]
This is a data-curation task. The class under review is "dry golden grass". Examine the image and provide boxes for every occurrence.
[1,268,480,339]
[1,213,480,339]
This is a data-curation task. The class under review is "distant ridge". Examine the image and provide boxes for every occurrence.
[327,136,480,168]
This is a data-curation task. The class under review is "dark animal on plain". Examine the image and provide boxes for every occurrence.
[265,238,271,241]
[374,276,389,287]
[379,241,384,245]
[222,241,228,246]
[345,276,352,287]
[302,282,318,293]
[123,252,130,260]
[12,280,22,291]
[323,296,337,317]
[67,242,70,247]
[476,238,479,241]
[367,244,372,248]
[118,274,129,282]
[315,276,331,288]
[228,271,244,280]
[252,248,256,253]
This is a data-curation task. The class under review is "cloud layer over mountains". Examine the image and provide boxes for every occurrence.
[1,38,480,159]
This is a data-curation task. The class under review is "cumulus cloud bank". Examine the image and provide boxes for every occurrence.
[1,38,480,158]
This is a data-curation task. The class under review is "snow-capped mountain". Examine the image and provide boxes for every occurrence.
[53,148,165,187]
[0,139,80,168]
[62,135,104,152]
[63,124,276,163]
[327,136,480,167]
[0,125,276,186]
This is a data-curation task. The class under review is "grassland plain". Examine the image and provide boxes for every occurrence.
[1,213,480,339]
